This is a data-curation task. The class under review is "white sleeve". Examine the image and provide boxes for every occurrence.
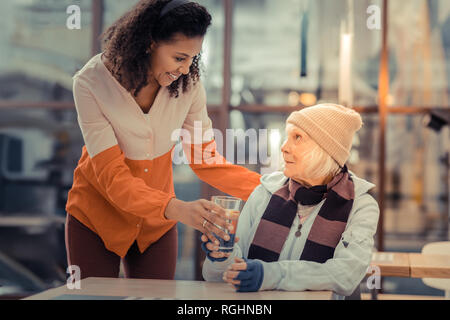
[202,185,264,281]
[73,76,119,158]
[182,81,213,141]
[260,194,380,296]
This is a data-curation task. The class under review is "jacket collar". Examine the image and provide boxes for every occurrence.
[260,170,375,198]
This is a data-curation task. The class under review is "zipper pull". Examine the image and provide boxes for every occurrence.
[295,224,302,237]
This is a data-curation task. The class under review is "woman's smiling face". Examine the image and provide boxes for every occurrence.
[149,33,204,87]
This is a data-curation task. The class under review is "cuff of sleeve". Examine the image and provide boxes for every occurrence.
[161,195,177,223]
[260,261,282,291]
[202,252,236,282]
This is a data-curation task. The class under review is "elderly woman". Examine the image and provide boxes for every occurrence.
[201,103,380,299]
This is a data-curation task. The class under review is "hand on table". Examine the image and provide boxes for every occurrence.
[223,257,264,292]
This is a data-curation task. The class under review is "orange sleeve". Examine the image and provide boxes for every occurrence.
[73,77,175,220]
[183,140,261,201]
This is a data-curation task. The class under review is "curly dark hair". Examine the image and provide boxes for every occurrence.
[101,0,212,98]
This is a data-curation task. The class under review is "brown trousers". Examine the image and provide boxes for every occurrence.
[65,214,177,280]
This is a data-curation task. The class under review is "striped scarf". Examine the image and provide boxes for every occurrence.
[248,166,354,263]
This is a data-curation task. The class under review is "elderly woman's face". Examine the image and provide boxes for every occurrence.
[281,124,318,181]
[149,33,204,87]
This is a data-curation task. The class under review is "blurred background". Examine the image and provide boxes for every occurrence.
[0,0,449,299]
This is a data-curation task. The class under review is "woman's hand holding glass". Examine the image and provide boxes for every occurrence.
[165,198,233,244]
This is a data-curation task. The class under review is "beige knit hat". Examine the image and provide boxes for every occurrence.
[286,103,363,167]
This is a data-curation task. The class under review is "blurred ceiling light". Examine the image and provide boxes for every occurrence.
[387,94,395,106]
[338,32,353,107]
[299,93,317,107]
[288,91,300,107]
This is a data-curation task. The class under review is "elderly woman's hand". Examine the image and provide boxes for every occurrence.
[223,257,264,292]
[165,198,233,244]
[201,234,239,262]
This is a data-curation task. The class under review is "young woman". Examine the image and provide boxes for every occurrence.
[65,0,261,280]
[202,104,380,299]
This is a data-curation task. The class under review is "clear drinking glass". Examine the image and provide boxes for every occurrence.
[211,196,242,252]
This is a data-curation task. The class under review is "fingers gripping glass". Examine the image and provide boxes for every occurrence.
[211,196,242,252]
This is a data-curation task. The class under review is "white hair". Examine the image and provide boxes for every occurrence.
[280,138,341,183]
[301,141,341,182]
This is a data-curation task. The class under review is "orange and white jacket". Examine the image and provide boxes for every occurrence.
[66,53,261,258]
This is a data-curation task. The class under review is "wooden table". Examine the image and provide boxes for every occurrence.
[25,277,333,300]
[409,253,450,279]
[369,252,411,277]
[369,252,450,279]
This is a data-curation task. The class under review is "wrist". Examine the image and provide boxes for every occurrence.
[165,198,184,221]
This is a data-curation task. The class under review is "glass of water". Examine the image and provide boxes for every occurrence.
[211,196,242,252]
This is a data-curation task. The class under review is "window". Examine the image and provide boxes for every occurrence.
[388,0,450,107]
[231,0,382,108]
[0,0,92,103]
